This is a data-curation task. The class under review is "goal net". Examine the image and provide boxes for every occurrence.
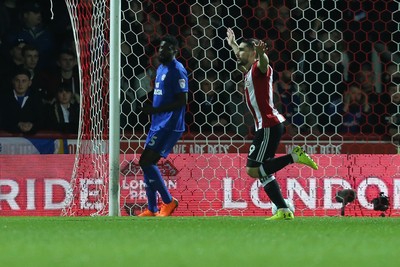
[62,0,111,216]
[63,0,400,217]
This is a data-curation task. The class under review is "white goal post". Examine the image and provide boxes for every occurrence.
[108,0,122,216]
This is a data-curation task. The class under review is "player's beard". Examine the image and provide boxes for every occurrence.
[237,58,249,70]
[158,54,167,64]
[159,54,174,65]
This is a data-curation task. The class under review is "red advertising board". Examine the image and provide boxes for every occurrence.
[0,154,399,216]
[0,155,73,216]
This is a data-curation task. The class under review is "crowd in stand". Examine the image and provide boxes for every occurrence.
[0,0,78,135]
[0,0,399,142]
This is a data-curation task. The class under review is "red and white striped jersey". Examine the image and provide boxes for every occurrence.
[243,61,285,131]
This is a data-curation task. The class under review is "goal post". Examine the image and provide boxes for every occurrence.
[109,0,122,216]
[62,0,120,216]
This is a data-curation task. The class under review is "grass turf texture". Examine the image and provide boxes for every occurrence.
[0,217,399,267]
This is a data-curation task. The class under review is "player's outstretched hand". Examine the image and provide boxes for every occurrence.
[226,27,236,47]
[254,40,268,55]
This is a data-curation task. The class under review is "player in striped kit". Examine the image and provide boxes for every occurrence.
[226,28,318,220]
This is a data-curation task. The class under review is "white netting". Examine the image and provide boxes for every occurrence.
[62,0,111,216]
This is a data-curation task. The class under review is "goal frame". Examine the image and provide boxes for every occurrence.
[109,0,121,216]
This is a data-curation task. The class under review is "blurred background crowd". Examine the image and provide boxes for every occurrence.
[0,0,399,142]
[0,0,77,134]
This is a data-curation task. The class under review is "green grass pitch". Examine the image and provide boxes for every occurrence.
[0,216,399,267]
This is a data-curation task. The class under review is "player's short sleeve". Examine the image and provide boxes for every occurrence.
[174,66,189,94]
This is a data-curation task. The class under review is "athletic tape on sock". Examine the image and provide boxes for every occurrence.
[259,164,267,177]
[260,175,275,187]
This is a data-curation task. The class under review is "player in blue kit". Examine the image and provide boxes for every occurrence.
[138,35,188,217]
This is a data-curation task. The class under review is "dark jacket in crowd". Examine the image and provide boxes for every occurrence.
[45,101,79,134]
[0,90,44,134]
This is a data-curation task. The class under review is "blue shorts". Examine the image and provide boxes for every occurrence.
[145,129,183,158]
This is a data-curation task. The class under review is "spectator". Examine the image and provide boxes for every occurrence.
[354,63,382,133]
[6,1,55,69]
[273,69,304,136]
[382,62,400,86]
[355,63,377,97]
[0,0,20,56]
[180,26,201,73]
[21,44,39,74]
[0,67,44,134]
[228,79,254,137]
[292,2,346,135]
[121,55,159,131]
[45,82,79,134]
[386,84,400,141]
[0,38,27,91]
[373,83,400,137]
[133,55,159,104]
[341,83,369,134]
[19,44,47,101]
[189,72,230,133]
[38,49,80,102]
[138,17,163,57]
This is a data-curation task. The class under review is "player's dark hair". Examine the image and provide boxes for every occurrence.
[162,35,179,49]
[241,38,259,50]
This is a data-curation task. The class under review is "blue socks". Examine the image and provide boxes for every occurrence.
[141,164,172,206]
[143,174,158,212]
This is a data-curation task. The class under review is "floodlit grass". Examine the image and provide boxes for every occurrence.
[0,216,399,267]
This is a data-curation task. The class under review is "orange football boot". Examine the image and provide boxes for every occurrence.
[157,197,179,216]
[138,209,159,217]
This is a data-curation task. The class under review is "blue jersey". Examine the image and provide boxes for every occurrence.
[151,58,188,132]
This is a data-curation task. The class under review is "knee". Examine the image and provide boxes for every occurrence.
[139,150,160,168]
[246,167,260,179]
[143,176,152,187]
[139,157,151,168]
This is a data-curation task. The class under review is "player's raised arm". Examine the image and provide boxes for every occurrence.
[226,27,239,54]
[226,28,248,73]
[255,40,269,74]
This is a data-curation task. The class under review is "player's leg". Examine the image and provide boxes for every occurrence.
[138,172,158,215]
[139,129,180,216]
[246,124,292,178]
[248,124,317,175]
[138,137,162,216]
[153,130,181,216]
[291,146,318,170]
[246,124,293,220]
[140,148,178,216]
[139,148,172,206]
[247,125,288,207]
[257,124,294,175]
